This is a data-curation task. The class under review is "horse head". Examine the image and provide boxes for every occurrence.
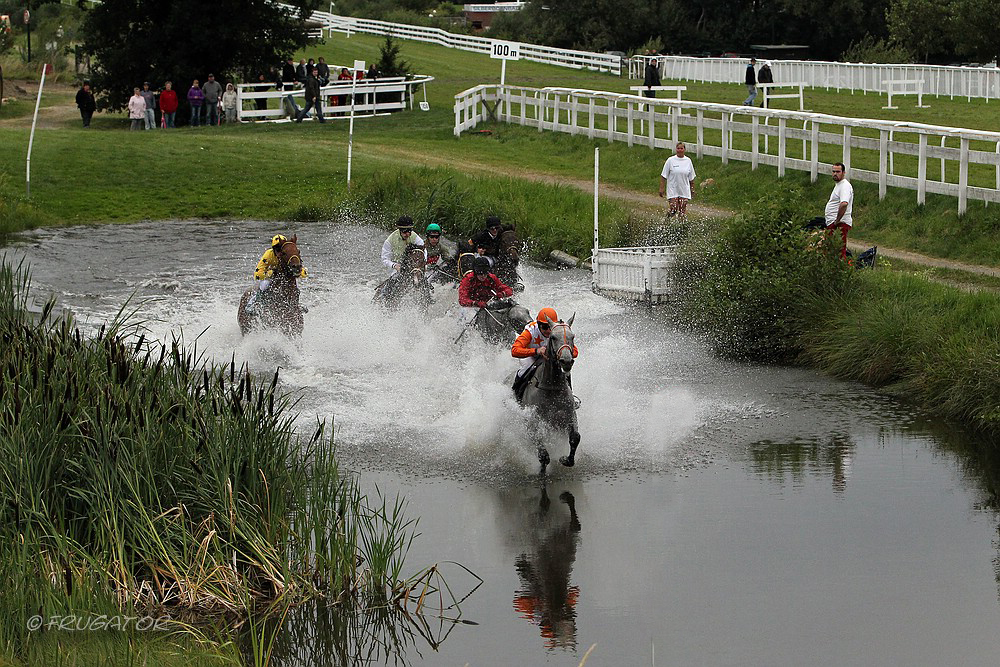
[500,228,522,266]
[546,313,576,374]
[401,245,427,283]
[275,235,303,280]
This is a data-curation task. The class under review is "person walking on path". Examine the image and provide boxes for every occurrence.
[643,58,661,98]
[76,81,96,128]
[743,58,757,106]
[127,87,146,131]
[202,74,223,127]
[187,79,204,126]
[757,61,773,106]
[140,82,156,130]
[295,68,325,123]
[658,142,697,218]
[159,81,178,128]
[222,83,239,124]
[825,162,854,259]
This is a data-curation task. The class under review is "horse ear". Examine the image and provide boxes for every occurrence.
[292,234,297,243]
[546,315,556,325]
[567,312,575,327]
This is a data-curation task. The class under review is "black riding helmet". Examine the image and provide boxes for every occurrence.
[472,256,490,275]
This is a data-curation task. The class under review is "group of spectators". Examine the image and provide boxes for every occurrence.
[75,56,383,129]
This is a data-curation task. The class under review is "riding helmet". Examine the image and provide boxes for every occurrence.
[536,307,558,324]
[271,234,287,247]
[472,257,490,275]
[426,223,442,233]
[396,216,414,230]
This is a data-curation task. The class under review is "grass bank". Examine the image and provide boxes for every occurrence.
[0,259,458,666]
[670,202,1000,432]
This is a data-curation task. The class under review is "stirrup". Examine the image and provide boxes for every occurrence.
[572,395,582,410]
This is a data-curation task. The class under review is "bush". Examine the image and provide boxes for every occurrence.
[670,197,853,361]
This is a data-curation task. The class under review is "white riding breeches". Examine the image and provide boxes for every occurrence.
[256,279,271,292]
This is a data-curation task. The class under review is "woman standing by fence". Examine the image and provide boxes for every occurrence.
[658,142,697,217]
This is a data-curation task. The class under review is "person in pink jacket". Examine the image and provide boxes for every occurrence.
[127,87,146,131]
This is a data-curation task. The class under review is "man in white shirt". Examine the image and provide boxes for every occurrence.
[825,162,853,259]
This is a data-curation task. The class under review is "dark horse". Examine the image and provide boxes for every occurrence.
[237,236,305,337]
[373,245,433,310]
[464,298,531,346]
[495,227,524,293]
[517,315,579,474]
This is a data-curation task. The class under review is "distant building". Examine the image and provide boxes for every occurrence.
[750,44,810,60]
[462,2,527,30]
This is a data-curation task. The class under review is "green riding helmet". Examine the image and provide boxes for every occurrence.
[426,223,442,233]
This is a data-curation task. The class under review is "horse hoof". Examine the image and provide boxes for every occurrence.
[559,456,575,467]
[538,448,550,466]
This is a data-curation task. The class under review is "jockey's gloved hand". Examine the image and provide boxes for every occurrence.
[476,301,488,308]
[392,263,401,271]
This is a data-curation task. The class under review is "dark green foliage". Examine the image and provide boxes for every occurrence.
[670,197,853,362]
[375,35,411,78]
[80,0,322,112]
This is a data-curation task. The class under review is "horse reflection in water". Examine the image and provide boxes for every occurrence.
[373,245,432,310]
[507,486,583,650]
[237,235,305,337]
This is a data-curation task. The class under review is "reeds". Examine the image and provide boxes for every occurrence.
[0,258,457,664]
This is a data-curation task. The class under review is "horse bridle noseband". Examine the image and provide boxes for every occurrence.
[549,323,574,360]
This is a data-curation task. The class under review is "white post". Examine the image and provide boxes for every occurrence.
[500,58,507,87]
[592,146,600,290]
[959,137,969,215]
[917,133,927,205]
[26,64,48,197]
[346,59,365,189]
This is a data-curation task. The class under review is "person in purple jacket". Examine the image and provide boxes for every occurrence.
[187,79,205,127]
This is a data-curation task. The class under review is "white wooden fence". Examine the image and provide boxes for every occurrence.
[298,8,622,74]
[592,246,676,304]
[238,74,433,121]
[628,55,1000,102]
[454,84,1000,214]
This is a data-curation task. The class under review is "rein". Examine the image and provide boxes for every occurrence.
[550,323,574,360]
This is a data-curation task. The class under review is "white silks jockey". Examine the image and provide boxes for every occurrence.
[381,215,424,276]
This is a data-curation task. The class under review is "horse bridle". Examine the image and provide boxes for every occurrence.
[548,323,574,360]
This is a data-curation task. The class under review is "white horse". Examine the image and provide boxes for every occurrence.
[516,315,580,474]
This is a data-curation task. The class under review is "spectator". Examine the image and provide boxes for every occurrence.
[825,162,854,259]
[187,79,204,127]
[758,61,773,107]
[317,57,330,85]
[295,67,325,123]
[642,58,660,98]
[75,80,96,128]
[222,82,239,124]
[202,73,223,127]
[658,141,697,218]
[281,58,301,118]
[255,73,271,111]
[743,57,757,106]
[337,66,352,107]
[127,87,146,131]
[296,58,307,83]
[159,81,178,128]
[140,82,156,130]
[306,58,316,77]
[366,63,379,81]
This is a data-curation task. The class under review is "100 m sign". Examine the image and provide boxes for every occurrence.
[491,40,521,60]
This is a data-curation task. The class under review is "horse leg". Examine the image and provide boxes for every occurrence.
[534,428,550,476]
[559,398,580,467]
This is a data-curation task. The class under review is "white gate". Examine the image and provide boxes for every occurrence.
[592,246,677,304]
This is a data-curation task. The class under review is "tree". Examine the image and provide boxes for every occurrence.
[951,0,999,64]
[80,0,322,113]
[375,36,411,78]
[886,0,954,62]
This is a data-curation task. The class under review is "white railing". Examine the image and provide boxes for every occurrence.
[627,55,1000,101]
[297,9,621,75]
[238,74,433,121]
[592,246,676,304]
[454,84,1000,215]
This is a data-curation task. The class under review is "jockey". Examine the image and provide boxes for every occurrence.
[457,256,513,324]
[511,307,578,399]
[467,215,503,260]
[381,216,424,276]
[248,234,307,311]
[423,223,453,268]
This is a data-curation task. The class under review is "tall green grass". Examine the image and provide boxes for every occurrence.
[670,205,1000,432]
[0,259,461,666]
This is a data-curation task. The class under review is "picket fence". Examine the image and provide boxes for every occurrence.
[628,55,1000,102]
[454,84,1000,214]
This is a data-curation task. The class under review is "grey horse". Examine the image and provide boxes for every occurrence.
[516,315,579,474]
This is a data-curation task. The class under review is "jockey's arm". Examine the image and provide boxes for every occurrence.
[457,275,479,307]
[492,276,513,298]
[254,249,276,279]
[380,237,396,270]
[511,329,536,358]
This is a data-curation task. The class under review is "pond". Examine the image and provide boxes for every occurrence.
[9,219,1000,666]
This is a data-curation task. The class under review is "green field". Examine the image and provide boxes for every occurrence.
[2,32,1000,266]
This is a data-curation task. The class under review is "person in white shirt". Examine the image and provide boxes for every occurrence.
[825,162,854,259]
[658,142,697,217]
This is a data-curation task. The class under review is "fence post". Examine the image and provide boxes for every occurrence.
[940,136,947,182]
[648,103,655,148]
[570,95,578,136]
[878,129,888,200]
[777,118,786,177]
[917,133,927,205]
[959,137,969,215]
[627,101,634,147]
[721,113,729,165]
[751,115,759,169]
[671,105,679,144]
[607,99,615,143]
[588,98,595,139]
[696,110,704,158]
[842,126,851,170]
[809,121,819,182]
